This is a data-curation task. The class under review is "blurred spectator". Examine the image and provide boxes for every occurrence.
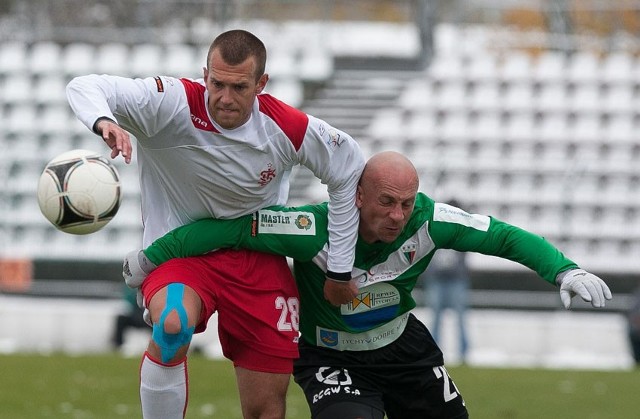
[112,285,149,350]
[627,284,640,366]
[422,199,471,364]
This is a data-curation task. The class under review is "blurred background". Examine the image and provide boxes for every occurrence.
[0,0,639,369]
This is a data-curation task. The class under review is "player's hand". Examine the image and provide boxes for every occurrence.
[556,269,612,309]
[123,250,157,288]
[324,278,359,307]
[96,119,132,164]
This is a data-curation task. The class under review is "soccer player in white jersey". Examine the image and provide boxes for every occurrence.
[66,30,365,419]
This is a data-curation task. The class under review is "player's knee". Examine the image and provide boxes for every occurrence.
[159,310,186,335]
[151,283,196,363]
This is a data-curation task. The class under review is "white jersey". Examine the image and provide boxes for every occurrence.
[67,74,364,273]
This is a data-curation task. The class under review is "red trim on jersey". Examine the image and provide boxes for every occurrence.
[180,78,219,133]
[257,94,308,151]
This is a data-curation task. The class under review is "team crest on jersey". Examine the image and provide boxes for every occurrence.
[258,163,276,186]
[401,243,417,263]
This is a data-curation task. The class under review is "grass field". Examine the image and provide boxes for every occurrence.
[0,353,638,418]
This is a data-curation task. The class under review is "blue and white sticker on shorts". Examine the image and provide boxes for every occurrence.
[433,203,490,231]
[257,209,316,235]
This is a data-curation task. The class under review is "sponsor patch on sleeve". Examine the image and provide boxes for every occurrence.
[433,203,490,231]
[257,209,316,235]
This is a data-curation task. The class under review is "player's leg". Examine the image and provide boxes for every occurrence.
[292,362,386,419]
[138,257,215,419]
[212,249,300,419]
[315,402,385,419]
[235,367,290,419]
[382,364,467,419]
[380,316,468,419]
[139,283,201,419]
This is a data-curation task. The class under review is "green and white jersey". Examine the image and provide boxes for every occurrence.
[144,193,578,349]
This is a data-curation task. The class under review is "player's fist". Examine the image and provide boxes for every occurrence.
[123,249,157,288]
[556,269,612,309]
[324,278,359,307]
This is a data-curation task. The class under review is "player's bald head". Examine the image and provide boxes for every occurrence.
[356,151,420,243]
[360,151,419,190]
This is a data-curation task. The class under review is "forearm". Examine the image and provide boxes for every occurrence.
[299,117,365,275]
[144,218,248,265]
[66,75,119,132]
[477,220,579,284]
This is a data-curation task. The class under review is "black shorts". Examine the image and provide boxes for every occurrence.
[293,314,468,419]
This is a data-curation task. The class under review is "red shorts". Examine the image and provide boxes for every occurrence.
[141,249,300,373]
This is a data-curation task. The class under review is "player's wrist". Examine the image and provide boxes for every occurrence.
[325,270,351,282]
[555,268,584,286]
[92,116,117,135]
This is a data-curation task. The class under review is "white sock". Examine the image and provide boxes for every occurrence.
[140,352,188,419]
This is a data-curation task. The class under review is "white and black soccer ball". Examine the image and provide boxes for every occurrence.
[37,149,122,235]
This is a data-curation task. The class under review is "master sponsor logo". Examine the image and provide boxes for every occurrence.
[257,210,316,235]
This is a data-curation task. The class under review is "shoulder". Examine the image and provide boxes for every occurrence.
[177,77,203,98]
[257,94,309,150]
[414,193,435,217]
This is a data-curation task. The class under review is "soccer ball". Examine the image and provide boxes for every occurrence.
[37,149,122,235]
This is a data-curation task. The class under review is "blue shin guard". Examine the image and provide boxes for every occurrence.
[152,283,195,363]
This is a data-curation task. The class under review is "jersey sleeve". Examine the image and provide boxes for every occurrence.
[143,204,329,266]
[429,203,578,284]
[66,74,184,139]
[297,116,365,276]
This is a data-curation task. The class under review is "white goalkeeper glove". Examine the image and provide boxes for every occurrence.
[122,249,157,288]
[556,269,612,309]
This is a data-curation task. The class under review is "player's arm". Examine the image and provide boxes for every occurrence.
[147,205,326,263]
[124,204,329,287]
[298,116,365,281]
[66,74,179,163]
[297,117,365,306]
[429,202,612,308]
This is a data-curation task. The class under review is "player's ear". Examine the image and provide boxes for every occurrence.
[202,67,208,79]
[256,73,268,94]
[355,185,364,209]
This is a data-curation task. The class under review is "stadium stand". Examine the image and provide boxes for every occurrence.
[0,5,638,303]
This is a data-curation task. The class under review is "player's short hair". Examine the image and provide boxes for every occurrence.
[208,29,267,80]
